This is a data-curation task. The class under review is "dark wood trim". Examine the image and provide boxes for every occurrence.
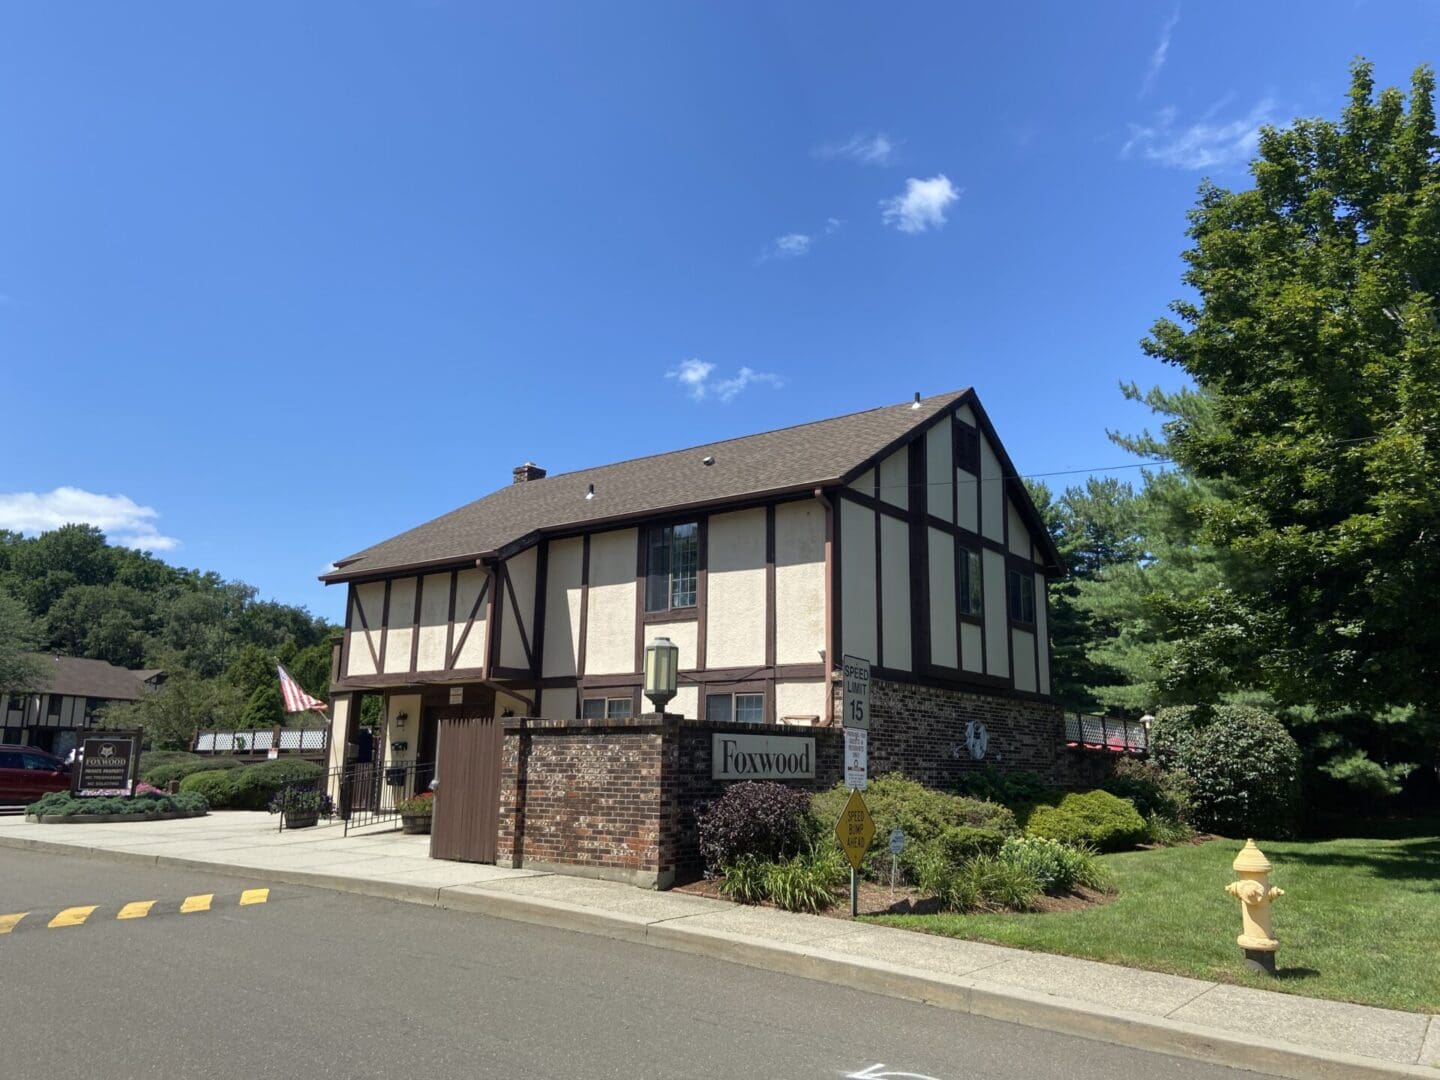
[696,516,709,671]
[484,564,501,678]
[352,583,382,672]
[908,439,929,677]
[409,573,423,674]
[339,586,355,681]
[831,488,844,674]
[503,561,533,668]
[542,661,826,694]
[447,574,490,671]
[488,664,534,682]
[334,668,488,690]
[818,490,835,725]
[873,482,884,668]
[444,571,458,672]
[577,534,591,679]
[376,578,392,675]
[633,526,647,674]
[765,505,776,723]
[530,541,549,681]
[642,607,699,625]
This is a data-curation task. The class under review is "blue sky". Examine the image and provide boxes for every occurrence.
[2,2,1436,623]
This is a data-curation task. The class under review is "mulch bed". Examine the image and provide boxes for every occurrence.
[673,876,1114,918]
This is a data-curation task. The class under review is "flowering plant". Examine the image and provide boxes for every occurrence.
[398,792,434,816]
[267,787,334,816]
[135,782,165,796]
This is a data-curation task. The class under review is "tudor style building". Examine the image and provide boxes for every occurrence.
[323,389,1063,793]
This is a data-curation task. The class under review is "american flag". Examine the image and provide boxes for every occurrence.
[277,663,327,714]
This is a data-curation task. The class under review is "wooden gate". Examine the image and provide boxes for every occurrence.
[429,713,503,863]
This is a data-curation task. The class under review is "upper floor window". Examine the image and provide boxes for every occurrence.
[955,422,981,476]
[706,692,764,724]
[959,549,983,616]
[84,697,106,724]
[645,522,698,612]
[46,695,63,719]
[1007,568,1036,624]
[582,696,635,720]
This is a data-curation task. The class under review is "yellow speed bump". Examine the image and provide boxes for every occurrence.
[0,912,29,934]
[179,893,213,914]
[239,889,269,906]
[48,906,98,928]
[117,901,156,921]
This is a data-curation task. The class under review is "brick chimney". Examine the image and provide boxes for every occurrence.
[512,462,547,484]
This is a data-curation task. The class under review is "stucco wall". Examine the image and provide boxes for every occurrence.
[585,528,637,675]
[926,416,952,522]
[1035,572,1051,694]
[961,620,984,673]
[452,568,490,670]
[541,537,583,678]
[1012,628,1038,693]
[980,433,1003,544]
[927,527,958,669]
[381,693,422,769]
[659,619,699,670]
[541,684,577,721]
[1007,499,1030,557]
[839,499,876,662]
[878,447,908,510]
[501,546,538,671]
[982,548,1009,677]
[381,577,416,674]
[415,571,452,671]
[774,500,825,666]
[346,581,384,677]
[880,514,911,670]
[775,678,825,723]
[705,508,766,668]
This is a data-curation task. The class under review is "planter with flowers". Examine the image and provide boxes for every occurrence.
[268,786,334,830]
[398,792,434,835]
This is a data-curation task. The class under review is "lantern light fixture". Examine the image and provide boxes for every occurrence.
[644,636,679,714]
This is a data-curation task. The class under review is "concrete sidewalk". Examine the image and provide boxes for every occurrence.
[1,813,1434,1079]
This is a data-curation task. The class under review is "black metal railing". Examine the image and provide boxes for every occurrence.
[277,761,435,835]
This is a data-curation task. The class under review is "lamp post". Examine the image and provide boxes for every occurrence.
[644,637,679,715]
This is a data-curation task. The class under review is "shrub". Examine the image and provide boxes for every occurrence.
[397,793,434,817]
[268,788,334,816]
[919,853,1043,913]
[1151,704,1302,838]
[956,767,1053,808]
[923,824,1009,864]
[180,769,240,808]
[139,750,204,778]
[763,847,847,913]
[26,790,208,817]
[1025,790,1148,852]
[144,757,244,788]
[717,854,770,904]
[230,759,325,811]
[1144,812,1196,847]
[1102,757,1191,823]
[696,782,815,876]
[811,774,1017,878]
[996,835,1114,894]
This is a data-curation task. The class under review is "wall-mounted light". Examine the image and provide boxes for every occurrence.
[395,712,409,728]
[644,637,679,714]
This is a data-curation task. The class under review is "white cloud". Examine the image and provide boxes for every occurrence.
[665,360,783,403]
[770,233,812,259]
[815,132,897,166]
[1140,7,1181,98]
[880,174,960,234]
[1123,98,1275,170]
[0,486,180,552]
[824,217,844,235]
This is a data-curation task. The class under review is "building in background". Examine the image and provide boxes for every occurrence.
[0,656,165,757]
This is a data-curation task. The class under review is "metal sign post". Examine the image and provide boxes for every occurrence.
[888,828,905,897]
[834,788,875,918]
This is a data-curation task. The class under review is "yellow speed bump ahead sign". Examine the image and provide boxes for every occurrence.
[835,788,875,870]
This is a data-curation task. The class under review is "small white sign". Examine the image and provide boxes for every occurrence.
[842,654,871,731]
[888,828,906,855]
[266,747,279,760]
[712,733,815,780]
[844,727,868,790]
[448,686,464,705]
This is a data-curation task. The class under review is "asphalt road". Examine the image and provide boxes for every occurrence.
[0,849,1258,1080]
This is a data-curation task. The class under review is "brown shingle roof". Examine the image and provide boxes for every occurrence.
[323,389,1060,582]
[30,656,156,701]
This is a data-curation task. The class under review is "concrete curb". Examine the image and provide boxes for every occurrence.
[2,834,1431,1080]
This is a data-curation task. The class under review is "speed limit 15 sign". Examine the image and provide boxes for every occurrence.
[841,654,870,730]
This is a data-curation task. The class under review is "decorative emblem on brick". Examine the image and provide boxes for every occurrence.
[965,720,989,760]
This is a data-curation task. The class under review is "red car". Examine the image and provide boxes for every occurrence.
[0,745,70,804]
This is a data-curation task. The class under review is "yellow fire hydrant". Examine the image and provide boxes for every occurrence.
[1225,839,1284,975]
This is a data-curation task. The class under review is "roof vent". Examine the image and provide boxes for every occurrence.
[701,454,715,466]
[513,462,547,484]
[585,483,596,501]
[910,392,922,410]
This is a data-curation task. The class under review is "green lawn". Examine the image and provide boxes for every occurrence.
[865,824,1440,1013]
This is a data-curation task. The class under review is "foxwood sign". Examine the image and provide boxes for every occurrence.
[712,733,815,780]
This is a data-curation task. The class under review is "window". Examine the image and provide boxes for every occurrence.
[706,692,764,724]
[582,696,634,720]
[84,697,105,725]
[959,548,983,616]
[0,750,22,769]
[1008,568,1036,624]
[46,695,62,719]
[955,422,981,475]
[645,522,699,612]
[5,693,25,714]
[21,753,54,771]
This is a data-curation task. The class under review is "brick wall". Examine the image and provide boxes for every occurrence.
[836,677,1078,787]
[498,719,666,886]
